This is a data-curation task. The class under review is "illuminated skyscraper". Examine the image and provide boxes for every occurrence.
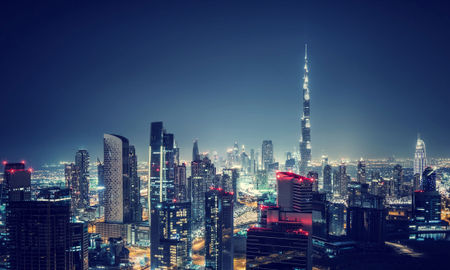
[65,163,81,215]
[155,201,191,269]
[356,158,366,184]
[322,164,332,194]
[261,140,273,170]
[276,171,313,213]
[3,162,31,203]
[174,163,187,201]
[205,188,234,270]
[128,146,142,222]
[190,156,216,226]
[97,159,105,206]
[103,134,130,223]
[7,200,73,269]
[247,171,312,270]
[75,150,90,209]
[414,135,427,180]
[421,167,436,192]
[299,44,311,174]
[333,163,348,197]
[149,122,177,269]
[392,164,403,198]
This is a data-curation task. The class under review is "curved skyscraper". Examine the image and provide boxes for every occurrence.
[103,134,129,223]
[414,135,427,180]
[299,44,311,174]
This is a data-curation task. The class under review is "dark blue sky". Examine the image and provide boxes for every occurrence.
[1,0,450,167]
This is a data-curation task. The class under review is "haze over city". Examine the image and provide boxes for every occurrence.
[2,1,450,166]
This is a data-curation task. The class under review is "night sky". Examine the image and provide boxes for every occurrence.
[1,1,450,167]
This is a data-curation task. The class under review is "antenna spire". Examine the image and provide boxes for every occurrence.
[305,43,308,60]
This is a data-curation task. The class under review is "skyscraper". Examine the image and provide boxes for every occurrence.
[97,159,105,206]
[155,201,192,269]
[190,156,216,226]
[299,44,312,175]
[356,158,366,184]
[221,168,238,202]
[322,164,332,194]
[7,200,73,269]
[65,163,82,215]
[276,171,313,213]
[75,150,90,209]
[149,122,177,269]
[128,146,142,222]
[103,134,140,223]
[3,162,31,203]
[6,187,79,270]
[247,171,313,270]
[104,134,128,223]
[392,164,403,198]
[205,188,234,270]
[174,163,187,201]
[149,122,176,210]
[333,163,348,197]
[193,139,200,161]
[414,135,427,180]
[421,167,436,192]
[261,140,273,171]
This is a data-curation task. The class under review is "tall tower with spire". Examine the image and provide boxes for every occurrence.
[414,134,427,179]
[299,44,311,175]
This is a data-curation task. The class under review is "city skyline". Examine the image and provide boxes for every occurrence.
[2,1,450,166]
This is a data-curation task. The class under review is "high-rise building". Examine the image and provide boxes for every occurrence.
[412,190,441,225]
[414,135,427,180]
[149,122,176,209]
[65,163,82,215]
[319,155,328,189]
[221,168,238,202]
[104,134,129,223]
[3,162,31,203]
[333,164,348,197]
[322,164,332,194]
[356,158,366,184]
[276,171,313,213]
[392,164,403,198]
[75,150,90,209]
[205,188,234,270]
[70,222,89,270]
[307,171,319,192]
[250,148,256,175]
[246,226,311,270]
[346,206,385,245]
[128,146,142,222]
[7,200,73,269]
[154,201,191,269]
[256,170,268,190]
[149,122,177,269]
[247,172,312,270]
[103,134,140,224]
[261,140,273,171]
[411,184,446,240]
[328,203,346,236]
[299,44,312,175]
[97,159,105,211]
[174,163,187,201]
[193,139,200,161]
[190,156,216,226]
[421,167,436,192]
